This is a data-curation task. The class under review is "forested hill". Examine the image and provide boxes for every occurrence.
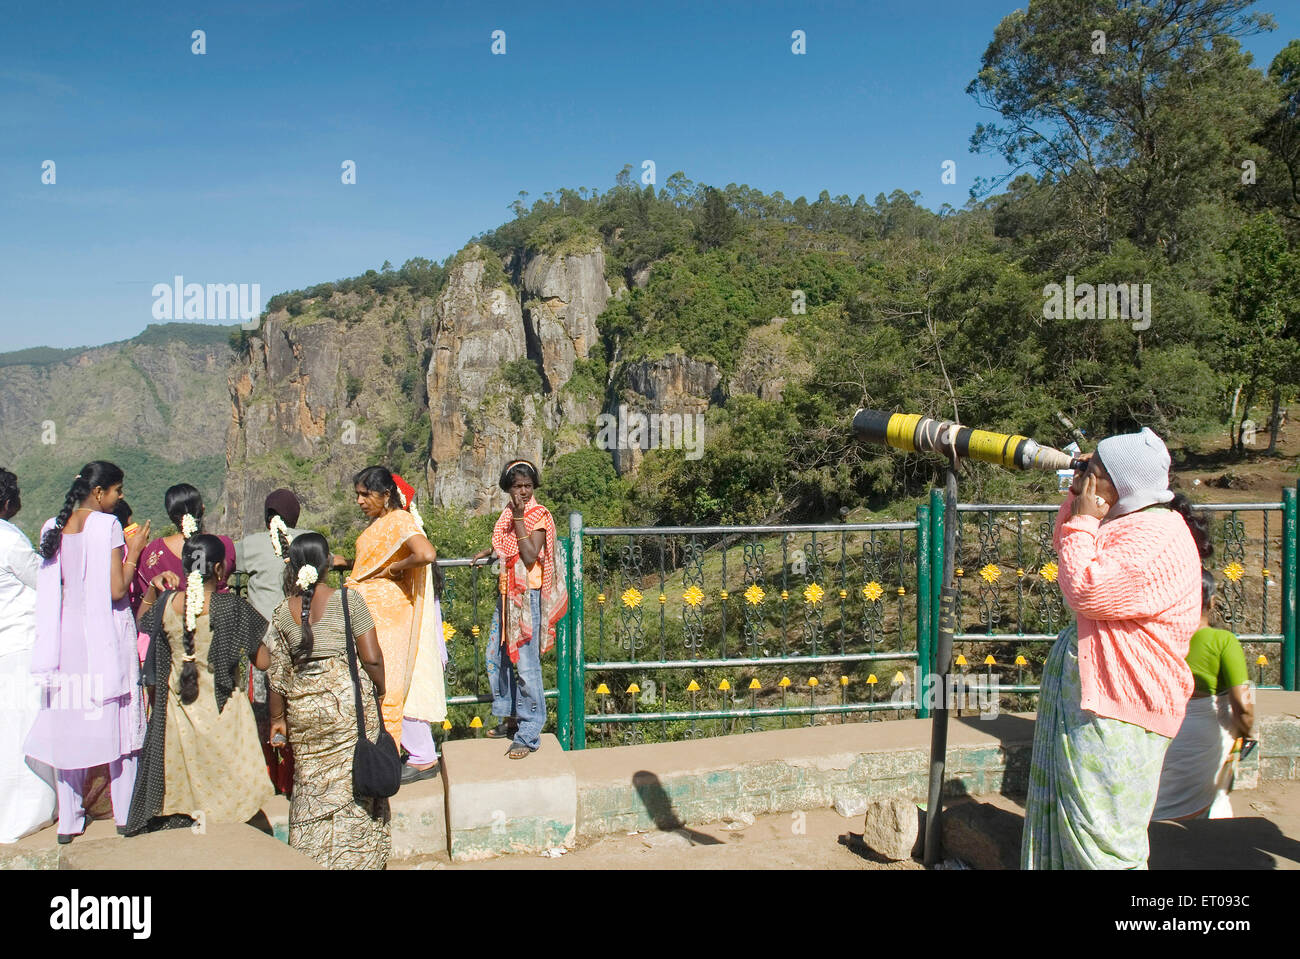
[11,5,1300,549]
[0,323,236,542]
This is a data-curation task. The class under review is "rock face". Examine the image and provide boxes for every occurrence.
[520,248,610,394]
[220,291,436,538]
[730,317,810,403]
[427,247,540,513]
[427,244,616,511]
[607,354,722,475]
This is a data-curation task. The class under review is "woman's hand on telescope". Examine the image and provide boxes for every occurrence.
[1072,474,1108,520]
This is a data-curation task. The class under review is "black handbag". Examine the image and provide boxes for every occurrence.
[341,587,402,799]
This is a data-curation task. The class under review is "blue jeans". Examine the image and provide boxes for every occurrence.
[486,589,545,750]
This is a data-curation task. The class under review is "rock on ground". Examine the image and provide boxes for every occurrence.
[860,799,921,861]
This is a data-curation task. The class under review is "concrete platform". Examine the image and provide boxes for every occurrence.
[262,775,447,859]
[3,820,319,870]
[442,733,575,861]
[0,817,119,870]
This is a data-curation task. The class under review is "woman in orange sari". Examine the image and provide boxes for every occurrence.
[345,467,445,783]
[472,459,567,759]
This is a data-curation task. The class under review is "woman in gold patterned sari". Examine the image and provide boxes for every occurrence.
[267,533,390,870]
[345,467,445,782]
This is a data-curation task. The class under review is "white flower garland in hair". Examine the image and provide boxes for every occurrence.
[408,498,425,531]
[269,515,290,558]
[296,564,319,592]
[185,569,204,632]
[180,513,198,538]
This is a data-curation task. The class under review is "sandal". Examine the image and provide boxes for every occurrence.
[485,720,518,739]
[506,743,533,760]
[400,761,441,784]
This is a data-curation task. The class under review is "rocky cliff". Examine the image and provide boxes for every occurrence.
[427,243,612,512]
[218,289,437,538]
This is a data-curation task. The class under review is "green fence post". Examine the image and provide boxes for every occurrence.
[555,536,573,750]
[1283,485,1297,692]
[929,488,944,675]
[569,512,587,749]
[916,504,932,719]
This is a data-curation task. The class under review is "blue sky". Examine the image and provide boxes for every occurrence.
[2,0,1297,351]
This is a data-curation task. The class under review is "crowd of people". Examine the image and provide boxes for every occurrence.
[0,430,1263,871]
[0,457,565,870]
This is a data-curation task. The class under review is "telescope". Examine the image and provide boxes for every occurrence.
[852,409,1078,472]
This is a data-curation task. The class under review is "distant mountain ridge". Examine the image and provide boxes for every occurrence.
[0,322,238,541]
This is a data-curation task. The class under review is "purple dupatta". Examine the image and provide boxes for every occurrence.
[30,511,134,705]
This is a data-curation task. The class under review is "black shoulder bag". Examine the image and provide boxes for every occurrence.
[341,587,402,798]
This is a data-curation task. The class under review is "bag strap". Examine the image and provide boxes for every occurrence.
[340,587,369,741]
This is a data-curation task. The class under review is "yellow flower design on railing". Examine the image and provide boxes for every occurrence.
[1039,561,1058,583]
[442,622,456,642]
[1223,562,1245,583]
[979,564,1001,584]
[744,583,765,605]
[682,585,705,607]
[862,581,884,603]
[803,582,824,605]
[621,587,643,608]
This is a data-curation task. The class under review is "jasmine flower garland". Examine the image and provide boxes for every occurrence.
[296,564,319,591]
[269,515,290,557]
[185,568,204,633]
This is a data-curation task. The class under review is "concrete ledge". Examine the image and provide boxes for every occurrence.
[0,818,120,870]
[389,777,449,859]
[567,693,1300,842]
[262,778,447,860]
[62,822,321,870]
[1,820,319,870]
[443,733,575,861]
[569,713,1036,840]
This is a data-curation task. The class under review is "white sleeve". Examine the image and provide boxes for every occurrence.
[4,532,40,590]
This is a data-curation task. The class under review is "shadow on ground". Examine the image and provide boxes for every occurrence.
[1149,817,1300,870]
[632,771,723,845]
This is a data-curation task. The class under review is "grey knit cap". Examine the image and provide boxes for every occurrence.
[1095,427,1174,516]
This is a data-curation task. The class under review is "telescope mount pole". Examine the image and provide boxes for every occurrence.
[923,459,959,867]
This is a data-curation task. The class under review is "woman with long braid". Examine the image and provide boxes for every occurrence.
[267,533,391,868]
[23,462,150,842]
[130,484,236,614]
[125,534,272,834]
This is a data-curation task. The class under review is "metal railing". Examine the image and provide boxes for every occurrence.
[233,481,1300,749]
[567,517,927,747]
[945,487,1299,709]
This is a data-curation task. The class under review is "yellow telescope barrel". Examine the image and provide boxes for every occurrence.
[852,409,1072,472]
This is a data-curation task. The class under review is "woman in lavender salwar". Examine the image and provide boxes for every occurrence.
[24,462,152,842]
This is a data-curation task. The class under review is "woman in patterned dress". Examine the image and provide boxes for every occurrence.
[267,533,390,869]
[126,534,272,835]
[1021,429,1210,869]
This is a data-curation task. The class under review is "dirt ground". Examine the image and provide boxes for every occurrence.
[390,779,1300,871]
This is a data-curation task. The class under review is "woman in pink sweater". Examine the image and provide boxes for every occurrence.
[1021,427,1210,869]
